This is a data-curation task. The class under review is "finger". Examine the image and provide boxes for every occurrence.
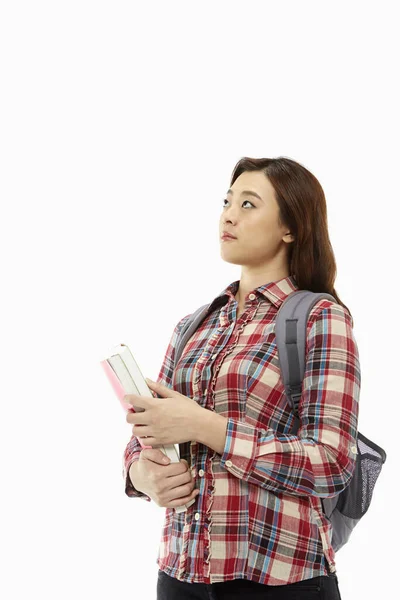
[135,434,162,448]
[168,489,200,508]
[126,412,147,425]
[124,394,147,406]
[132,425,151,437]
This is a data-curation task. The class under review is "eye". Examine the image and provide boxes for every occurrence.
[222,198,255,209]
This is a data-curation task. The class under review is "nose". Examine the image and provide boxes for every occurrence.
[221,204,239,223]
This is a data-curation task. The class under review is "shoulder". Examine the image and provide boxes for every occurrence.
[175,311,194,333]
[176,300,211,333]
[304,297,360,374]
[306,297,354,334]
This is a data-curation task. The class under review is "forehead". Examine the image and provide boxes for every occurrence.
[229,171,275,200]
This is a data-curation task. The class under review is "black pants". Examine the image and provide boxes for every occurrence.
[157,568,342,599]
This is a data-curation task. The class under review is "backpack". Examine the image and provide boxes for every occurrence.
[172,289,387,553]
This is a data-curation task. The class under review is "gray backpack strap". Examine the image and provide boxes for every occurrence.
[174,295,229,370]
[275,290,337,435]
[174,304,209,369]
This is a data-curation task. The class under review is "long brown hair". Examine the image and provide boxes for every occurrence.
[230,156,354,325]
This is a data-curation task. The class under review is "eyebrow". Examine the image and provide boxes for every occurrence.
[226,188,263,202]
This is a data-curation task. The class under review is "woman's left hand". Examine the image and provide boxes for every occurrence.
[125,378,203,447]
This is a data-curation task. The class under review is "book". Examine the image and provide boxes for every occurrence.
[100,343,195,512]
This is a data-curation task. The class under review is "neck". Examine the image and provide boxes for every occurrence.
[235,268,290,306]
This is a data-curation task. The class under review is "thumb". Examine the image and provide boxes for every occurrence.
[141,449,171,465]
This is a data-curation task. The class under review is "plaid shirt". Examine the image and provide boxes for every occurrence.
[123,275,360,585]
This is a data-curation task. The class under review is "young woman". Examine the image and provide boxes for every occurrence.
[124,156,359,599]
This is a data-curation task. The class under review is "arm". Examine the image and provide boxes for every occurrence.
[198,302,361,499]
[122,312,193,499]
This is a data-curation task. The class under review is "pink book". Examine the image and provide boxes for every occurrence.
[100,358,153,449]
[100,343,195,512]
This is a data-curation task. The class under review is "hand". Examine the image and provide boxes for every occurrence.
[130,449,200,508]
[125,378,203,447]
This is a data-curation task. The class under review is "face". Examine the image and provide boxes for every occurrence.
[219,170,294,267]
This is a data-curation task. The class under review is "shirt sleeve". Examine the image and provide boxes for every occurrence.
[219,301,361,498]
[122,312,192,499]
[122,436,151,501]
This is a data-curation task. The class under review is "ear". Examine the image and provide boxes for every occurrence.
[283,232,294,242]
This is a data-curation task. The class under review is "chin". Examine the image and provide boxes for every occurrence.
[220,252,243,266]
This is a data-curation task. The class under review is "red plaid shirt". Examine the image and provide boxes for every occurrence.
[123,275,360,585]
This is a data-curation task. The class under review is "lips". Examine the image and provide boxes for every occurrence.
[221,233,237,240]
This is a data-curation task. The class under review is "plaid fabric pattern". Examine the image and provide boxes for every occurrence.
[123,275,360,585]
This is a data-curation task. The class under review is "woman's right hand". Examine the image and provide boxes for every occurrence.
[129,449,200,508]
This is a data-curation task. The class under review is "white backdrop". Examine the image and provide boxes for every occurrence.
[1,1,397,598]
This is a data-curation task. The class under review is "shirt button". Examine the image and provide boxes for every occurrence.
[249,293,256,300]
[198,469,205,477]
[351,445,357,454]
[226,460,233,467]
[195,512,200,520]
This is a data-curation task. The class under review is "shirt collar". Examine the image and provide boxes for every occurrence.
[210,274,299,311]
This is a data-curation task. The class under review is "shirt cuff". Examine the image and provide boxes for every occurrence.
[124,454,151,502]
[220,417,259,478]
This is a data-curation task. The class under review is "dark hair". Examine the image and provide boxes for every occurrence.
[230,156,354,325]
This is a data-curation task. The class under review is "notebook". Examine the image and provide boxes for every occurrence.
[100,343,195,512]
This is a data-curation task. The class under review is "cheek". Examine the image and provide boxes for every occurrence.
[247,226,275,248]
[252,218,282,244]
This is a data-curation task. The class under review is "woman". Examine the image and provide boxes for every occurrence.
[124,156,359,599]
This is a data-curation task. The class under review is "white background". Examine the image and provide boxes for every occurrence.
[1,1,397,598]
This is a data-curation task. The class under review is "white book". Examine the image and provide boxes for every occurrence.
[100,343,195,512]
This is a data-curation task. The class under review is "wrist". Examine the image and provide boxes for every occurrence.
[195,408,228,454]
[193,406,210,443]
